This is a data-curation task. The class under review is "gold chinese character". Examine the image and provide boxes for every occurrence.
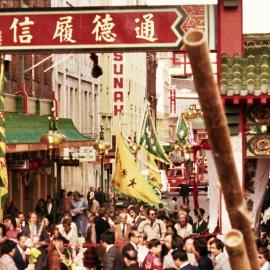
[53,16,76,43]
[10,17,34,44]
[92,14,116,42]
[135,13,157,42]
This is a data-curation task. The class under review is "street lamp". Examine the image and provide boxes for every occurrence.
[40,108,65,224]
[93,124,111,196]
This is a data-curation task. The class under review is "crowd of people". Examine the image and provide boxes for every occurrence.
[0,187,269,270]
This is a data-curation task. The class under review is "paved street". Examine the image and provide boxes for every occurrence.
[164,190,209,220]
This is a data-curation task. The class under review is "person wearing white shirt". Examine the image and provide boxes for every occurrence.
[258,251,270,270]
[175,212,193,239]
[137,233,149,267]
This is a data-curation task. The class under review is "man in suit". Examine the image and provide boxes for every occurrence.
[123,249,142,270]
[14,232,28,270]
[114,212,132,243]
[122,230,140,254]
[192,208,208,234]
[101,230,124,270]
[172,250,199,270]
[210,238,231,270]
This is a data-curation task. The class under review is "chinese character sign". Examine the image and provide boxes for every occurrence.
[0,7,187,52]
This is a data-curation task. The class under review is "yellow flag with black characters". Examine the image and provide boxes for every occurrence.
[112,131,161,206]
[0,57,8,220]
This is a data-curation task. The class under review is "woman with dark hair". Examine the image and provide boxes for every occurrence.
[194,238,213,270]
[3,215,18,241]
[142,239,163,270]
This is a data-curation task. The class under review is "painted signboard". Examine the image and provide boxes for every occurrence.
[0,6,187,52]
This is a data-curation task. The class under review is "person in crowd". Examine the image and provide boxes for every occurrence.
[168,197,178,220]
[16,212,27,231]
[87,186,96,210]
[172,249,199,270]
[84,211,99,270]
[210,238,231,270]
[193,238,213,270]
[137,208,166,241]
[3,215,19,241]
[96,187,106,207]
[175,211,193,239]
[46,195,54,224]
[101,230,124,270]
[48,227,67,270]
[35,198,48,219]
[179,205,193,225]
[179,180,190,206]
[142,238,162,270]
[257,249,270,270]
[183,237,198,267]
[59,219,79,245]
[123,249,142,270]
[137,233,149,267]
[128,206,145,230]
[138,204,148,219]
[0,223,7,243]
[95,208,111,243]
[64,191,73,212]
[71,191,88,237]
[192,208,208,234]
[163,233,178,269]
[13,232,28,270]
[114,212,132,243]
[90,194,101,216]
[0,239,18,270]
[6,200,19,219]
[122,230,141,254]
[22,211,49,270]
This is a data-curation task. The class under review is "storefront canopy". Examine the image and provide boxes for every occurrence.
[5,113,94,153]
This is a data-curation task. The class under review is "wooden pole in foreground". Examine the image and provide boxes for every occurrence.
[183,29,259,270]
[224,229,251,270]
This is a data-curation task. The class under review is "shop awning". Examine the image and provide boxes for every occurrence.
[5,113,94,153]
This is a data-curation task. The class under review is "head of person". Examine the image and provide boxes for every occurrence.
[67,191,73,199]
[257,249,270,267]
[3,215,17,230]
[184,237,195,253]
[194,208,205,222]
[178,212,188,227]
[52,227,61,239]
[123,249,138,267]
[166,224,177,236]
[17,232,27,251]
[28,212,38,225]
[128,206,139,219]
[62,219,72,233]
[90,186,94,192]
[206,236,215,253]
[98,187,102,192]
[172,235,184,251]
[172,197,177,202]
[172,250,189,268]
[148,239,162,256]
[128,230,141,246]
[194,238,208,257]
[17,212,25,223]
[139,232,147,246]
[164,233,173,250]
[210,238,224,257]
[101,231,115,247]
[147,208,157,222]
[119,212,127,224]
[1,239,17,257]
[139,203,147,215]
[73,191,80,200]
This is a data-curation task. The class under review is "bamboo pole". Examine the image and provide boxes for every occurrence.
[224,229,251,270]
[183,29,259,270]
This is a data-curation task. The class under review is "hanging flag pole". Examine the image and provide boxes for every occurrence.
[0,56,8,221]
